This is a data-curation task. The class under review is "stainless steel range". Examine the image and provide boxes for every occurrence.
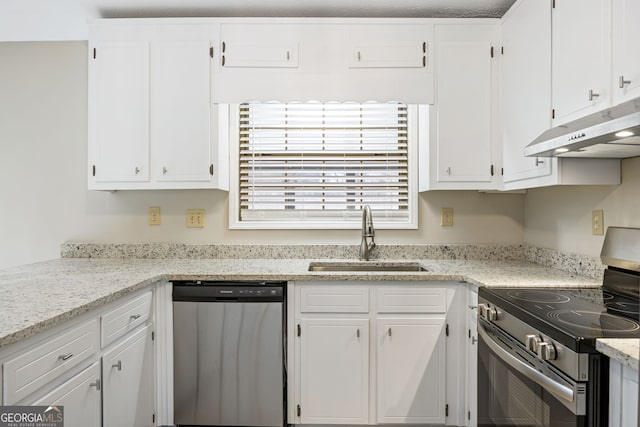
[477,227,640,427]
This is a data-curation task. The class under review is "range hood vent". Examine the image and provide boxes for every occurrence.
[524,97,640,158]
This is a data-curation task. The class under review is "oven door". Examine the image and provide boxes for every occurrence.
[477,319,587,427]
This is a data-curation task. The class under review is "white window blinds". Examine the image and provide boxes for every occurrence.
[238,101,411,225]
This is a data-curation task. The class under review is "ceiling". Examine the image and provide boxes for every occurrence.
[0,0,516,41]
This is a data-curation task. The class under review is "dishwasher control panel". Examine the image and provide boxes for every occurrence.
[172,280,285,302]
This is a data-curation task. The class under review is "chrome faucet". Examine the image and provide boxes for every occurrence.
[360,205,376,261]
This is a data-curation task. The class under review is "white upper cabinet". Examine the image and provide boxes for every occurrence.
[421,24,501,190]
[612,0,640,104]
[151,39,214,183]
[347,25,428,69]
[220,25,300,68]
[501,0,554,186]
[88,22,228,191]
[551,0,612,125]
[501,0,621,190]
[90,40,150,184]
[213,21,434,104]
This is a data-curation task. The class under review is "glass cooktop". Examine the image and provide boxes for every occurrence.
[481,281,640,346]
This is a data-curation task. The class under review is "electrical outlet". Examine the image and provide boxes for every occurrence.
[441,208,454,227]
[187,209,205,228]
[148,207,161,225]
[592,210,604,235]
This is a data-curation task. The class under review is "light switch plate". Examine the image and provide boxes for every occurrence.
[441,208,454,227]
[148,207,161,225]
[592,210,604,235]
[187,209,205,228]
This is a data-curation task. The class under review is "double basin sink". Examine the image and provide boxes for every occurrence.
[308,261,428,272]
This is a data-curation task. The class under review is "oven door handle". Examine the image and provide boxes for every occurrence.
[478,323,575,405]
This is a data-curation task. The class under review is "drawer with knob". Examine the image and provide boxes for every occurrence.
[101,291,152,348]
[3,319,99,404]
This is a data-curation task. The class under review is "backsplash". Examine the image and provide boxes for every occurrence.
[523,246,605,280]
[61,242,524,261]
[60,242,604,280]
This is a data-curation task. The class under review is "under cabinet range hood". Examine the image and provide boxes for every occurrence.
[524,96,640,158]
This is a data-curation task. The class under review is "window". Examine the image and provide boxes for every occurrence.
[229,102,417,229]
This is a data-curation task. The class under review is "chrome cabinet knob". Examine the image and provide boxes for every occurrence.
[537,342,557,360]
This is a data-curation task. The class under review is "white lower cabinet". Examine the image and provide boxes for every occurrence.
[33,362,102,427]
[0,289,156,427]
[293,282,465,426]
[377,318,446,424]
[299,319,370,424]
[103,324,154,427]
[608,359,639,427]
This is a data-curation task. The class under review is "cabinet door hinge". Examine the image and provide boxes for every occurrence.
[501,46,504,55]
[501,167,504,176]
[468,328,471,338]
[209,164,214,176]
[490,164,495,176]
[552,0,556,8]
[93,48,96,59]
[152,331,155,341]
[297,404,301,417]
[468,410,471,420]
[297,324,301,337]
[445,324,449,337]
[490,46,494,58]
[445,404,449,417]
[92,165,96,177]
[152,413,155,423]
[552,108,556,119]
[210,46,214,58]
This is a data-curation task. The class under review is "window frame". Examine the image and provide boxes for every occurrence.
[228,103,419,230]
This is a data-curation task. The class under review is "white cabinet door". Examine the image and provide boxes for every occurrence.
[151,40,213,183]
[552,0,611,125]
[608,359,639,427]
[102,325,154,427]
[299,318,369,424]
[89,41,150,184]
[33,362,101,427]
[465,289,478,426]
[348,25,428,69]
[377,318,446,424]
[612,0,640,104]
[424,24,500,190]
[501,0,554,185]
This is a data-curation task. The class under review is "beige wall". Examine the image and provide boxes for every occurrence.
[524,156,640,257]
[5,41,638,269]
[0,41,525,269]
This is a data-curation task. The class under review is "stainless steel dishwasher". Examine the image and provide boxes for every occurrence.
[172,280,286,427]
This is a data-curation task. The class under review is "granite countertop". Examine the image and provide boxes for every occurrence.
[0,257,603,351]
[596,339,640,371]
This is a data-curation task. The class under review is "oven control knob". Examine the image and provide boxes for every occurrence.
[525,334,541,352]
[478,303,488,319]
[537,342,557,361]
[486,307,499,321]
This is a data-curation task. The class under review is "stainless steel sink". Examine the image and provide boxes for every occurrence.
[308,261,428,272]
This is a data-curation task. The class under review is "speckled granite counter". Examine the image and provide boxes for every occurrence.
[0,257,603,350]
[596,339,640,371]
